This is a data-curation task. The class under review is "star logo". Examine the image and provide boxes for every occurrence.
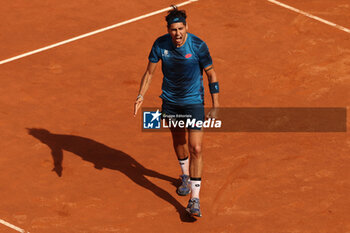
[151,110,162,122]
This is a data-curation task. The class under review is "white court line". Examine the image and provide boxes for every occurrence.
[0,219,29,233]
[0,0,198,65]
[267,0,350,34]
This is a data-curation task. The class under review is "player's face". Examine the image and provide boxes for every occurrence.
[168,22,188,47]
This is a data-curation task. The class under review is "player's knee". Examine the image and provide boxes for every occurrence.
[189,144,202,157]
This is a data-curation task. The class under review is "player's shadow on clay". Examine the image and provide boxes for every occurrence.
[27,128,196,222]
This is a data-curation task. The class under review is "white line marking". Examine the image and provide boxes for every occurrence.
[267,0,350,34]
[0,0,198,65]
[0,219,28,233]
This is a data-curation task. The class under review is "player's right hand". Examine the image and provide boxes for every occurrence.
[134,95,143,117]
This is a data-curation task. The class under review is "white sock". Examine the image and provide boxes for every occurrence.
[190,178,201,199]
[178,157,189,175]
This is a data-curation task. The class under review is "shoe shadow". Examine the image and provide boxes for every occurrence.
[27,128,196,222]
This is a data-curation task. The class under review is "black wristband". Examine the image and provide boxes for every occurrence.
[209,82,219,94]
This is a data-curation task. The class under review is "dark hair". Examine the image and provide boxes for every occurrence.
[165,7,187,28]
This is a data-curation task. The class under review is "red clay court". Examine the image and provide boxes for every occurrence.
[0,0,349,232]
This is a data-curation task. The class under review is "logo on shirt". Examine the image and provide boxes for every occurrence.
[143,110,162,129]
[162,49,170,57]
[185,54,192,59]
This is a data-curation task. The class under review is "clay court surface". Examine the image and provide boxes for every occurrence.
[1,0,350,232]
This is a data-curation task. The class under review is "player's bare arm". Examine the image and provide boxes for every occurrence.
[134,61,158,116]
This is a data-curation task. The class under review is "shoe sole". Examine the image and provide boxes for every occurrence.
[176,189,191,196]
[186,208,202,217]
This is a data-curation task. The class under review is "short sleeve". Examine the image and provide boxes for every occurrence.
[148,40,161,63]
[198,42,213,69]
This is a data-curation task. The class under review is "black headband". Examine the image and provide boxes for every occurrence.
[167,17,186,26]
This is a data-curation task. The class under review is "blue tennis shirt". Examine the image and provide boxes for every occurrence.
[148,33,213,105]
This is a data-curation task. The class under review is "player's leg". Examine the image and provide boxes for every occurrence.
[162,101,191,196]
[170,126,191,196]
[185,103,205,217]
[186,129,203,217]
[188,129,203,195]
[163,101,190,175]
[186,103,205,188]
[170,125,188,160]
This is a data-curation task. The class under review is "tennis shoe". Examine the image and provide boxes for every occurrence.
[186,197,202,217]
[176,174,191,196]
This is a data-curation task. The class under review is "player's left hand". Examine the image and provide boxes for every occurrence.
[206,107,219,119]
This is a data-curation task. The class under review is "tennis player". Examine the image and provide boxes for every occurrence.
[134,7,220,217]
